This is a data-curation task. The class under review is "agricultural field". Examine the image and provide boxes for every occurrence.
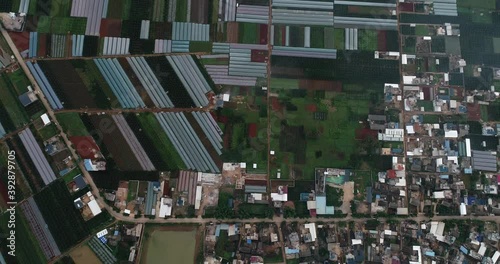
[56,112,90,136]
[0,73,30,129]
[269,85,383,180]
[133,113,186,170]
[33,179,90,252]
[141,224,201,264]
[69,245,103,264]
[215,87,268,173]
[0,211,47,264]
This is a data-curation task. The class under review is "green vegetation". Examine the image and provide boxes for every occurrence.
[37,16,87,34]
[175,0,188,22]
[38,123,59,140]
[238,203,274,219]
[415,25,430,36]
[50,0,71,17]
[457,0,495,9]
[0,74,29,128]
[310,27,325,48]
[62,167,83,183]
[136,113,186,170]
[56,113,90,136]
[33,180,90,252]
[7,70,31,94]
[28,0,38,15]
[358,29,378,51]
[264,252,284,263]
[215,230,232,259]
[270,89,375,179]
[333,28,345,50]
[270,78,299,90]
[190,41,213,52]
[325,185,343,207]
[239,22,258,44]
[128,180,138,202]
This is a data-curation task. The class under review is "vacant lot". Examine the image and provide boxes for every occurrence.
[141,225,199,264]
[70,245,102,264]
[56,113,90,136]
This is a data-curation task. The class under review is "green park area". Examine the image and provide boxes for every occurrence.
[269,87,381,180]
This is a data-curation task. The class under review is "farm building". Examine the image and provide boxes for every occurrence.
[472,150,497,172]
[159,197,173,217]
[70,136,103,159]
[177,171,199,205]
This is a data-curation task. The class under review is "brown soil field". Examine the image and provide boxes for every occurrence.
[89,115,143,170]
[41,60,97,108]
[190,0,208,23]
[100,19,122,37]
[69,245,102,264]
[117,58,156,107]
[227,22,239,43]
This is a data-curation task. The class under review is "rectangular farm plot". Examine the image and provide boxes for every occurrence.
[85,115,145,171]
[0,73,29,128]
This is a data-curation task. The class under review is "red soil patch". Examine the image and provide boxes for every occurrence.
[100,19,122,37]
[377,31,387,51]
[306,104,317,112]
[271,97,283,111]
[399,3,415,12]
[9,31,29,52]
[248,123,257,138]
[355,128,378,140]
[422,86,431,100]
[227,22,239,43]
[70,136,102,159]
[38,33,47,57]
[251,50,268,62]
[298,79,342,91]
[259,24,268,44]
[467,103,481,121]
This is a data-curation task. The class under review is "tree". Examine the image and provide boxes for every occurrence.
[284,207,296,218]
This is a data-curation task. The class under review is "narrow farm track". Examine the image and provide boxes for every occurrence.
[24,51,210,62]
[53,106,214,114]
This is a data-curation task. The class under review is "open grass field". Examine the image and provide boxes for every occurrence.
[135,113,186,170]
[56,113,90,136]
[33,179,90,252]
[70,245,103,264]
[239,22,258,44]
[7,69,31,94]
[62,167,82,183]
[141,225,199,264]
[269,89,375,180]
[0,73,29,128]
[310,27,324,48]
[358,29,378,51]
[176,0,188,22]
[457,0,496,9]
[333,28,344,50]
[38,123,58,140]
[72,60,119,109]
[37,16,87,34]
[50,0,71,17]
[127,180,138,202]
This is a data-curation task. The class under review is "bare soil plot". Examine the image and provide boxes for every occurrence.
[70,245,102,264]
[99,18,122,37]
[190,0,208,23]
[87,115,143,171]
[38,60,97,108]
[227,22,239,43]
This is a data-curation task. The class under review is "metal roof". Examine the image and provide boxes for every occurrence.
[102,37,130,56]
[18,0,30,13]
[172,40,190,53]
[472,150,497,172]
[172,22,210,41]
[245,185,267,193]
[71,35,85,57]
[223,0,237,21]
[192,112,223,155]
[236,5,269,23]
[71,0,106,36]
[154,39,172,53]
[166,55,211,106]
[204,64,257,86]
[335,1,395,8]
[29,32,38,58]
[212,42,230,54]
[140,20,151,40]
[273,0,334,10]
[50,35,66,58]
[0,121,6,138]
[272,9,334,26]
[229,45,267,78]
[345,28,358,51]
[19,129,57,185]
[272,46,337,59]
[333,16,397,30]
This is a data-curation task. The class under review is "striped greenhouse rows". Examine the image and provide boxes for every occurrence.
[18,128,57,185]
[166,55,211,106]
[126,56,174,108]
[94,58,145,108]
[26,62,64,110]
